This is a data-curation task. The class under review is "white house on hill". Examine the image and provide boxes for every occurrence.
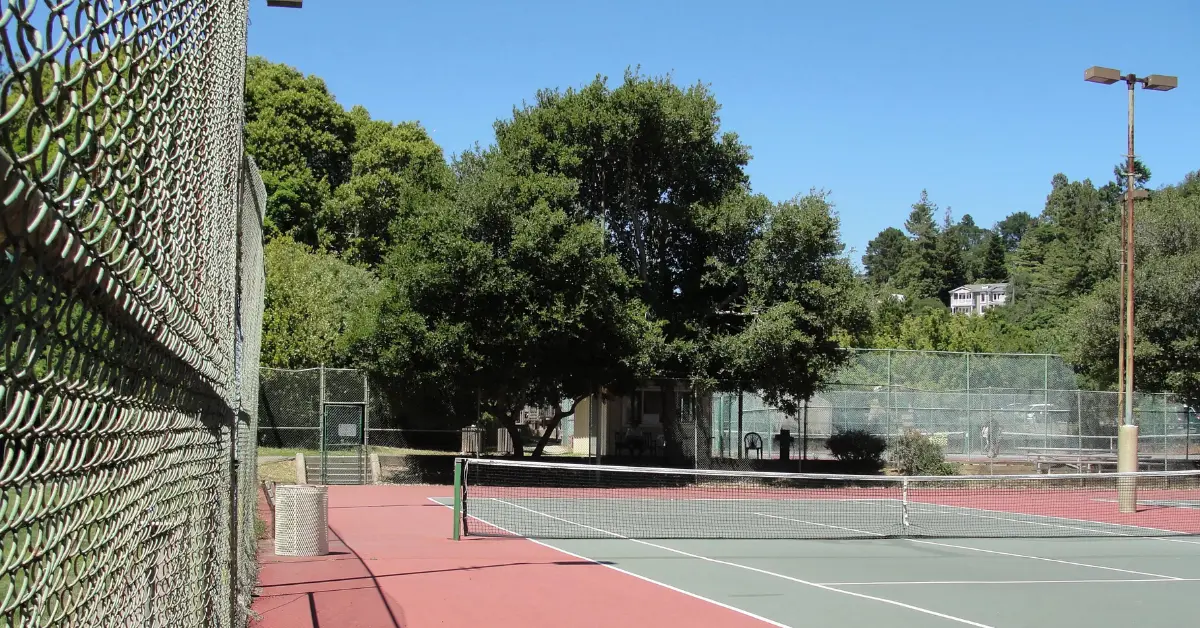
[950,283,1009,316]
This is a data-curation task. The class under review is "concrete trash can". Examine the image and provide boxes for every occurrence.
[496,427,514,455]
[461,426,484,455]
[274,484,329,556]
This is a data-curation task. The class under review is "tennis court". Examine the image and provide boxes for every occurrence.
[430,459,1200,627]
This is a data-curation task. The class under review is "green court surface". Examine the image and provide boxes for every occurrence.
[436,496,1200,627]
[543,536,1200,627]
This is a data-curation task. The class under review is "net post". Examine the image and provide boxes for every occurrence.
[901,477,910,531]
[452,458,464,540]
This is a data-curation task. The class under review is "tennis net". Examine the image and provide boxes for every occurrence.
[454,458,1200,540]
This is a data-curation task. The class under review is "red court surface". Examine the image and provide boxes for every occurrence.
[250,485,771,628]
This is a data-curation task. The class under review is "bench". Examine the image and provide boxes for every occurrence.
[1019,447,1156,473]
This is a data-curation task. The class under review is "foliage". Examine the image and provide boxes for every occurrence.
[354,149,653,456]
[244,57,356,244]
[978,231,1008,281]
[727,192,873,413]
[490,69,869,456]
[323,106,453,266]
[261,237,379,368]
[892,428,954,476]
[239,54,1200,442]
[825,429,886,473]
[996,212,1037,251]
[1067,171,1200,402]
[862,227,908,286]
[893,191,950,301]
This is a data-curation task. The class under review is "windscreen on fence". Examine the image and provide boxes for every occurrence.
[1,2,263,627]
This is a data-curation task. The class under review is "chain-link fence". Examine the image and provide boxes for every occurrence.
[711,349,1199,464]
[258,366,465,454]
[1,2,263,627]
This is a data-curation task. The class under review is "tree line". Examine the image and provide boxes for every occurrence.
[247,58,1200,454]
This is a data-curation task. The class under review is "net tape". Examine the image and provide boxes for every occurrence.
[460,459,1200,540]
[1,2,260,627]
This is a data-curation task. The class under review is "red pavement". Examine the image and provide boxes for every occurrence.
[250,485,770,628]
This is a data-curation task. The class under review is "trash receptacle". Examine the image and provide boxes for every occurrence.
[274,484,328,556]
[496,427,514,455]
[461,426,484,455]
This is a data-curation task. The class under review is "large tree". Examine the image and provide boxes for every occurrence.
[1068,171,1200,403]
[355,150,652,456]
[261,237,380,369]
[893,191,947,300]
[323,106,453,266]
[244,57,356,245]
[977,231,1008,282]
[1010,174,1116,318]
[491,70,868,457]
[862,227,909,286]
[725,193,872,413]
[996,211,1037,251]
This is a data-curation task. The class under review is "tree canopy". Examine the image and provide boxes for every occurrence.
[243,56,1200,455]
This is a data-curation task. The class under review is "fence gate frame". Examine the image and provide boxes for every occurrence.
[320,401,368,484]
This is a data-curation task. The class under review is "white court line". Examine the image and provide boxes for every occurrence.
[907,501,1200,546]
[755,512,883,537]
[819,578,1200,586]
[423,497,791,628]
[494,499,994,628]
[907,538,1183,580]
[752,513,1184,580]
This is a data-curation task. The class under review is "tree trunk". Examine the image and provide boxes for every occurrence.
[532,396,589,458]
[531,415,563,458]
[499,411,524,458]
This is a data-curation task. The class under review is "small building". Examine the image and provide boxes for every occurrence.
[950,283,1009,316]
[571,380,712,459]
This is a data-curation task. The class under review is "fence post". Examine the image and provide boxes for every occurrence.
[965,353,971,459]
[801,398,809,471]
[1043,355,1050,449]
[318,364,326,483]
[737,388,744,459]
[1077,390,1083,450]
[886,350,893,447]
[363,371,370,450]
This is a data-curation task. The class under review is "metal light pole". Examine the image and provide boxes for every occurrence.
[1084,66,1176,512]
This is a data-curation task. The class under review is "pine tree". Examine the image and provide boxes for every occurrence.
[978,231,1007,281]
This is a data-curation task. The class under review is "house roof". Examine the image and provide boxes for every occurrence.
[952,283,1009,293]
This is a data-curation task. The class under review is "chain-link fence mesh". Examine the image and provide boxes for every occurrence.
[710,349,1198,465]
[1,2,262,626]
[259,367,479,485]
[259,366,471,456]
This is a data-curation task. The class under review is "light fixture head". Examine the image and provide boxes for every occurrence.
[1143,74,1178,91]
[1084,66,1122,85]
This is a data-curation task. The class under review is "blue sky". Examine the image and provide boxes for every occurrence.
[247,0,1199,263]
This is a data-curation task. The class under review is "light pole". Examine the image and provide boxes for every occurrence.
[1084,66,1176,512]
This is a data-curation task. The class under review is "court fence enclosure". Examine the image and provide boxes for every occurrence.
[1,2,265,627]
[710,349,1200,466]
[257,366,467,454]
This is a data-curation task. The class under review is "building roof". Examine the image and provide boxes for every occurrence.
[952,283,1008,293]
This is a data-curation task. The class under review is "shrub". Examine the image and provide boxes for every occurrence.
[893,428,955,476]
[826,429,887,474]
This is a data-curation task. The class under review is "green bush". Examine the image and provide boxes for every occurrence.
[893,428,955,475]
[825,428,887,473]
